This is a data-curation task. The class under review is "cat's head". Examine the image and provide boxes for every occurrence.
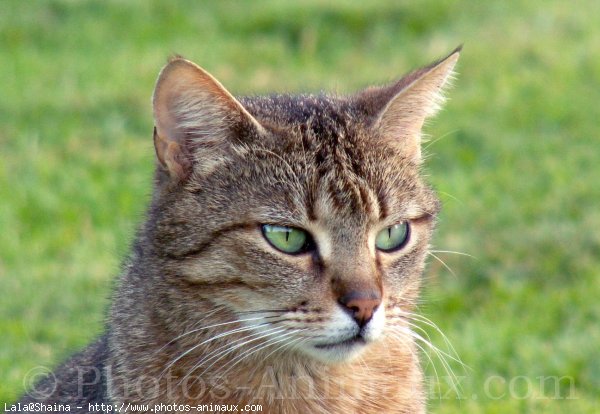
[147,49,459,364]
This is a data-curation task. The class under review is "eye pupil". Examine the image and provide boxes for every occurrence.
[262,224,312,255]
[375,222,410,252]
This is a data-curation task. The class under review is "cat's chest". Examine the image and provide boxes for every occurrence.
[167,342,421,413]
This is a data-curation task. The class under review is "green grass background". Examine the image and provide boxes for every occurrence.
[1,0,599,411]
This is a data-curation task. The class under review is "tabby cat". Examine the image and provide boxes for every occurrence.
[16,48,460,413]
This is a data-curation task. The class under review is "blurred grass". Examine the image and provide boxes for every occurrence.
[1,0,599,411]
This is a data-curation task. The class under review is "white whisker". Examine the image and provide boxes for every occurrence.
[182,326,287,385]
[388,326,442,397]
[430,249,476,259]
[158,314,278,353]
[423,128,459,151]
[159,323,267,381]
[216,330,301,379]
[409,329,463,397]
[428,251,457,278]
[401,311,466,370]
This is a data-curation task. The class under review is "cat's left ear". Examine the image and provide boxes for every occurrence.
[357,47,461,162]
[152,57,265,182]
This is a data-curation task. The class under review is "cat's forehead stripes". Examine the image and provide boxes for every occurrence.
[314,173,380,223]
[243,95,388,220]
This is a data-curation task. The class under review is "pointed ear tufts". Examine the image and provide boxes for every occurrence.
[152,58,264,182]
[357,47,461,162]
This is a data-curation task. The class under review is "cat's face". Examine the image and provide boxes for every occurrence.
[148,51,458,364]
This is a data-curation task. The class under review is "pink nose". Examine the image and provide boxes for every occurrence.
[338,292,381,328]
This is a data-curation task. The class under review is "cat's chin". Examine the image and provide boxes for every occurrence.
[294,304,387,364]
[301,335,371,364]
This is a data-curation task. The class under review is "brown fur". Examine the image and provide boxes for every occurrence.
[16,49,460,413]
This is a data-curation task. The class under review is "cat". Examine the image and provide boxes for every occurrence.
[14,47,460,414]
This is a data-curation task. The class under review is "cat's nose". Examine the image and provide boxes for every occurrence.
[338,291,381,328]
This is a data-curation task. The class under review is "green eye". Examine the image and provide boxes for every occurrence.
[262,224,312,254]
[375,222,410,252]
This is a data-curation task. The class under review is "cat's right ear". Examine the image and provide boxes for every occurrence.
[355,47,460,162]
[152,58,264,181]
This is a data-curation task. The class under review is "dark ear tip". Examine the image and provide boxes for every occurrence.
[435,45,463,66]
[452,44,464,55]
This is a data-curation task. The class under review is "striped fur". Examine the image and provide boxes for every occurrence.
[18,49,460,414]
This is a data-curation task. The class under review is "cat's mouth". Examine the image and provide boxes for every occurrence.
[313,334,367,350]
